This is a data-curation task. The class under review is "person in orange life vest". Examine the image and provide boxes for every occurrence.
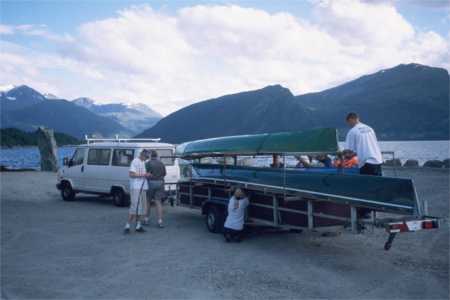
[334,150,359,168]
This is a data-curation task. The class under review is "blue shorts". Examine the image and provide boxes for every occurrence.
[147,180,165,201]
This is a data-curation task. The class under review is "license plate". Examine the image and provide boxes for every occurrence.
[406,221,422,231]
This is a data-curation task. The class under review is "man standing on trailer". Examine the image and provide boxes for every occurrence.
[124,149,150,234]
[344,112,383,176]
[144,150,167,228]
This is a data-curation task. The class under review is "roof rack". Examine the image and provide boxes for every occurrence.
[85,135,161,144]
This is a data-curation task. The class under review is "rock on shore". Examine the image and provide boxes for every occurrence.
[384,158,402,167]
[403,159,419,167]
[423,160,444,168]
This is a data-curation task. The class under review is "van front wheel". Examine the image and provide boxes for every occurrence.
[112,189,129,207]
[61,182,75,201]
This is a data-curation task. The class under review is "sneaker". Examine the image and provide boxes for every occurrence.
[142,219,150,226]
[136,227,146,233]
[123,228,130,235]
[157,222,164,228]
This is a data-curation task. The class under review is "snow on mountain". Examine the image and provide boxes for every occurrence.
[126,103,161,117]
[43,93,59,99]
[0,84,16,93]
[72,98,162,134]
[73,97,96,108]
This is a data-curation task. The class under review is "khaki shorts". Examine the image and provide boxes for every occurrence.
[147,180,165,202]
[129,189,147,215]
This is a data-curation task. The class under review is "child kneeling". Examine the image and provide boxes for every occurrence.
[224,188,249,242]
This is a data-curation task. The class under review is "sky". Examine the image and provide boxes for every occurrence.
[1,0,449,115]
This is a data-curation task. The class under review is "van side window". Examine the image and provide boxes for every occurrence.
[156,149,174,166]
[112,149,135,166]
[71,148,85,166]
[87,149,111,165]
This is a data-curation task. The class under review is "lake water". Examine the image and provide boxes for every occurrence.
[0,141,449,170]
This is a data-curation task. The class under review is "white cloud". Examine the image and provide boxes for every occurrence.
[0,24,73,42]
[0,24,14,35]
[1,0,449,115]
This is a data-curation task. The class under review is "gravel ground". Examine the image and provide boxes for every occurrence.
[1,168,449,299]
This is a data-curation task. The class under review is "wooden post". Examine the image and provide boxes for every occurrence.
[36,127,58,172]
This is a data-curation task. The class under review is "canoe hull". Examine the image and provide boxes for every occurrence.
[190,164,418,215]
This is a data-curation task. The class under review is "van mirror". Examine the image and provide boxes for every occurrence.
[63,157,72,167]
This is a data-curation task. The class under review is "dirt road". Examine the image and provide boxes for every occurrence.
[1,169,449,299]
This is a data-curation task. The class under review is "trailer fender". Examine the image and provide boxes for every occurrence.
[201,199,227,215]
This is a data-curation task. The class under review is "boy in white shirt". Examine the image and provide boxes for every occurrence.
[345,112,383,176]
[124,149,151,234]
[224,188,249,242]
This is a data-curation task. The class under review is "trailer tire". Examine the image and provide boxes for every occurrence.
[112,188,129,207]
[61,181,76,201]
[205,206,225,233]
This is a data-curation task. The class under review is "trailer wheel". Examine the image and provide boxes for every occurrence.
[112,188,129,207]
[205,206,225,233]
[61,182,76,201]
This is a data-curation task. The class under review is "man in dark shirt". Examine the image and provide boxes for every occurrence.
[144,150,167,228]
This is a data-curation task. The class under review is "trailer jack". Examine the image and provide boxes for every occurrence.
[384,233,397,251]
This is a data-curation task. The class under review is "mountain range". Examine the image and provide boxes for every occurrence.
[2,63,448,143]
[139,63,449,143]
[0,86,161,138]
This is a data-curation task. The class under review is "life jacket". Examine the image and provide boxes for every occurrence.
[343,156,359,168]
[334,156,359,168]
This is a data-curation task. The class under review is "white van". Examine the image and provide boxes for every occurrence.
[56,137,179,206]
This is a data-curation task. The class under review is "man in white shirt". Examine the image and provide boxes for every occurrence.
[223,188,249,242]
[345,112,383,176]
[124,149,151,234]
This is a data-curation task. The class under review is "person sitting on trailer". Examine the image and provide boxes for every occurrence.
[224,188,249,243]
[295,155,310,168]
[124,149,150,234]
[270,154,284,168]
[334,150,359,168]
[315,154,333,168]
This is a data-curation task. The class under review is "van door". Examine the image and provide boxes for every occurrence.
[83,148,112,193]
[64,147,86,190]
[108,148,135,194]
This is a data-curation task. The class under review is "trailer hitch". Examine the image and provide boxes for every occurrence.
[384,233,397,251]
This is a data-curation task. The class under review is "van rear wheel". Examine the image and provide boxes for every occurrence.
[112,189,129,207]
[61,182,75,201]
